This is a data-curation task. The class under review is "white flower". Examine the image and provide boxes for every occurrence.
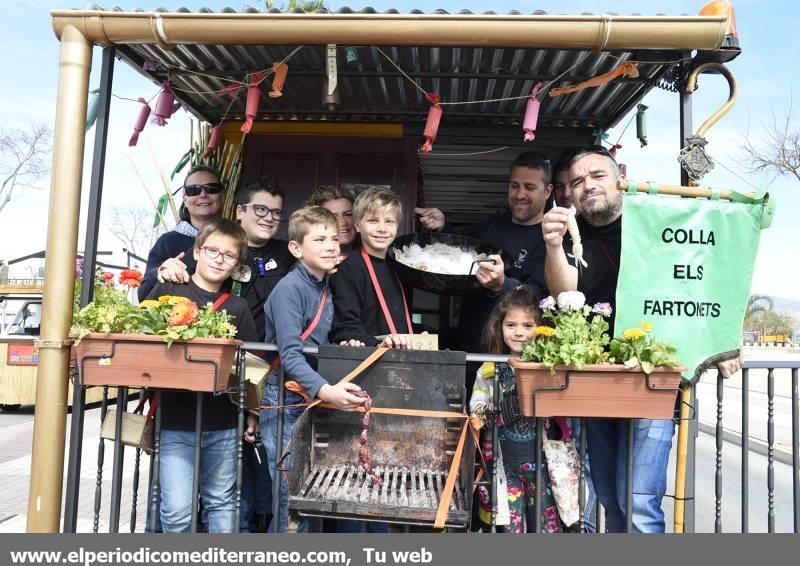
[539,296,556,310]
[557,291,586,311]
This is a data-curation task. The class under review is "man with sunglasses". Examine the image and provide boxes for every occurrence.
[542,145,741,533]
[139,165,225,300]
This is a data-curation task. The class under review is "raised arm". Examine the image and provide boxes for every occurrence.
[542,207,578,296]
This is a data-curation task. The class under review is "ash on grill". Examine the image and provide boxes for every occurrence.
[287,348,474,530]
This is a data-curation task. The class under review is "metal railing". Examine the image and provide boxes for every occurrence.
[60,345,800,533]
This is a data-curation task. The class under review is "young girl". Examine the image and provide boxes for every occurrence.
[470,287,562,533]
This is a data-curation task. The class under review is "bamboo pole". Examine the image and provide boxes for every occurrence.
[51,11,730,51]
[27,24,92,533]
[127,155,168,231]
[673,384,692,533]
[617,179,755,201]
[147,142,179,223]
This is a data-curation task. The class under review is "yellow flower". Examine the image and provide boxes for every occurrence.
[534,326,555,338]
[623,328,647,340]
[139,300,160,309]
[158,295,172,303]
[641,321,654,332]
[168,296,190,305]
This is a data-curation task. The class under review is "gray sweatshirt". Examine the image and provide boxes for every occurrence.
[264,261,333,399]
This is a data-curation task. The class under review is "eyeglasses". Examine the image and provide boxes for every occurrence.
[240,204,283,220]
[200,246,239,266]
[184,182,225,197]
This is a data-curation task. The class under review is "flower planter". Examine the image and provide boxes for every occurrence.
[74,333,242,393]
[509,358,685,419]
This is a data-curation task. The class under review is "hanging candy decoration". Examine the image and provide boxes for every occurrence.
[636,103,649,147]
[609,143,623,158]
[128,98,151,147]
[85,88,100,132]
[420,92,442,153]
[522,82,543,142]
[269,63,288,98]
[203,125,223,159]
[241,72,265,134]
[154,82,175,126]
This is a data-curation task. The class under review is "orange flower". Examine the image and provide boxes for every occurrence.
[118,269,143,288]
[100,272,115,286]
[168,300,199,327]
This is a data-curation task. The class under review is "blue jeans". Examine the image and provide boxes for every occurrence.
[239,440,272,532]
[260,383,307,533]
[159,427,238,533]
[586,418,675,533]
[569,417,597,533]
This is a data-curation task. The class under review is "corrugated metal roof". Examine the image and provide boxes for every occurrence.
[81,5,710,131]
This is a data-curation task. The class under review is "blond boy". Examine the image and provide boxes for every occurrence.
[260,206,365,532]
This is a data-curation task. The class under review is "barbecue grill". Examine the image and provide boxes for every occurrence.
[287,346,474,530]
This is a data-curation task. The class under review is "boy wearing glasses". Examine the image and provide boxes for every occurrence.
[145,218,259,533]
[139,165,225,300]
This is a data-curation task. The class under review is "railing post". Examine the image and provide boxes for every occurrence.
[742,368,749,533]
[767,368,775,533]
[715,370,724,532]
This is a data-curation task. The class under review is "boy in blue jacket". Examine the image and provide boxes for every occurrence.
[260,206,366,532]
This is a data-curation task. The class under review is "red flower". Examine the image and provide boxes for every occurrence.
[100,272,115,286]
[168,301,199,327]
[118,269,143,288]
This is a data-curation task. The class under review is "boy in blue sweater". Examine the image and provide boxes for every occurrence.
[260,206,366,533]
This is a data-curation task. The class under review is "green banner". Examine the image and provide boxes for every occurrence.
[615,186,773,381]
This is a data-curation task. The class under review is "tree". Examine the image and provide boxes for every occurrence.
[743,294,774,330]
[0,122,52,215]
[263,0,328,10]
[750,309,796,337]
[743,102,800,183]
[105,206,165,259]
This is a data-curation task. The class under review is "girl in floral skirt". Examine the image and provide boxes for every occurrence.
[470,287,562,533]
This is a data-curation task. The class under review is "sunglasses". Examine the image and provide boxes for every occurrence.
[184,182,225,197]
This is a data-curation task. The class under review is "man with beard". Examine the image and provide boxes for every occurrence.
[542,145,740,533]
[415,151,552,356]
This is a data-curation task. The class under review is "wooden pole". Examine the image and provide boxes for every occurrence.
[673,384,692,533]
[618,179,755,201]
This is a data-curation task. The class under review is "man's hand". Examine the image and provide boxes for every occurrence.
[414,207,445,231]
[157,251,190,284]
[317,382,367,411]
[542,207,571,250]
[475,254,505,293]
[717,354,744,379]
[381,334,413,349]
[244,414,259,444]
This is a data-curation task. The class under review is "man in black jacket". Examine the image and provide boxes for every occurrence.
[414,151,553,354]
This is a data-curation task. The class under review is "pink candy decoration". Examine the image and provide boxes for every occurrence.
[204,125,223,159]
[241,72,264,134]
[154,82,175,126]
[420,92,442,154]
[523,83,543,142]
[128,98,151,147]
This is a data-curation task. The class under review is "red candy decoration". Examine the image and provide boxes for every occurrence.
[129,98,151,147]
[241,72,265,134]
[203,125,223,159]
[269,63,288,98]
[420,92,442,154]
[154,82,175,126]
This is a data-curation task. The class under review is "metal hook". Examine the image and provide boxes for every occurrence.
[678,63,738,183]
[685,62,738,140]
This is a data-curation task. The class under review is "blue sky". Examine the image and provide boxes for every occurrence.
[0,0,798,300]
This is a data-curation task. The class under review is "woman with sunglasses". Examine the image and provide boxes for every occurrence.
[138,165,225,300]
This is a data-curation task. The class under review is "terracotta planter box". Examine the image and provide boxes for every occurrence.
[509,358,685,419]
[74,333,241,392]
